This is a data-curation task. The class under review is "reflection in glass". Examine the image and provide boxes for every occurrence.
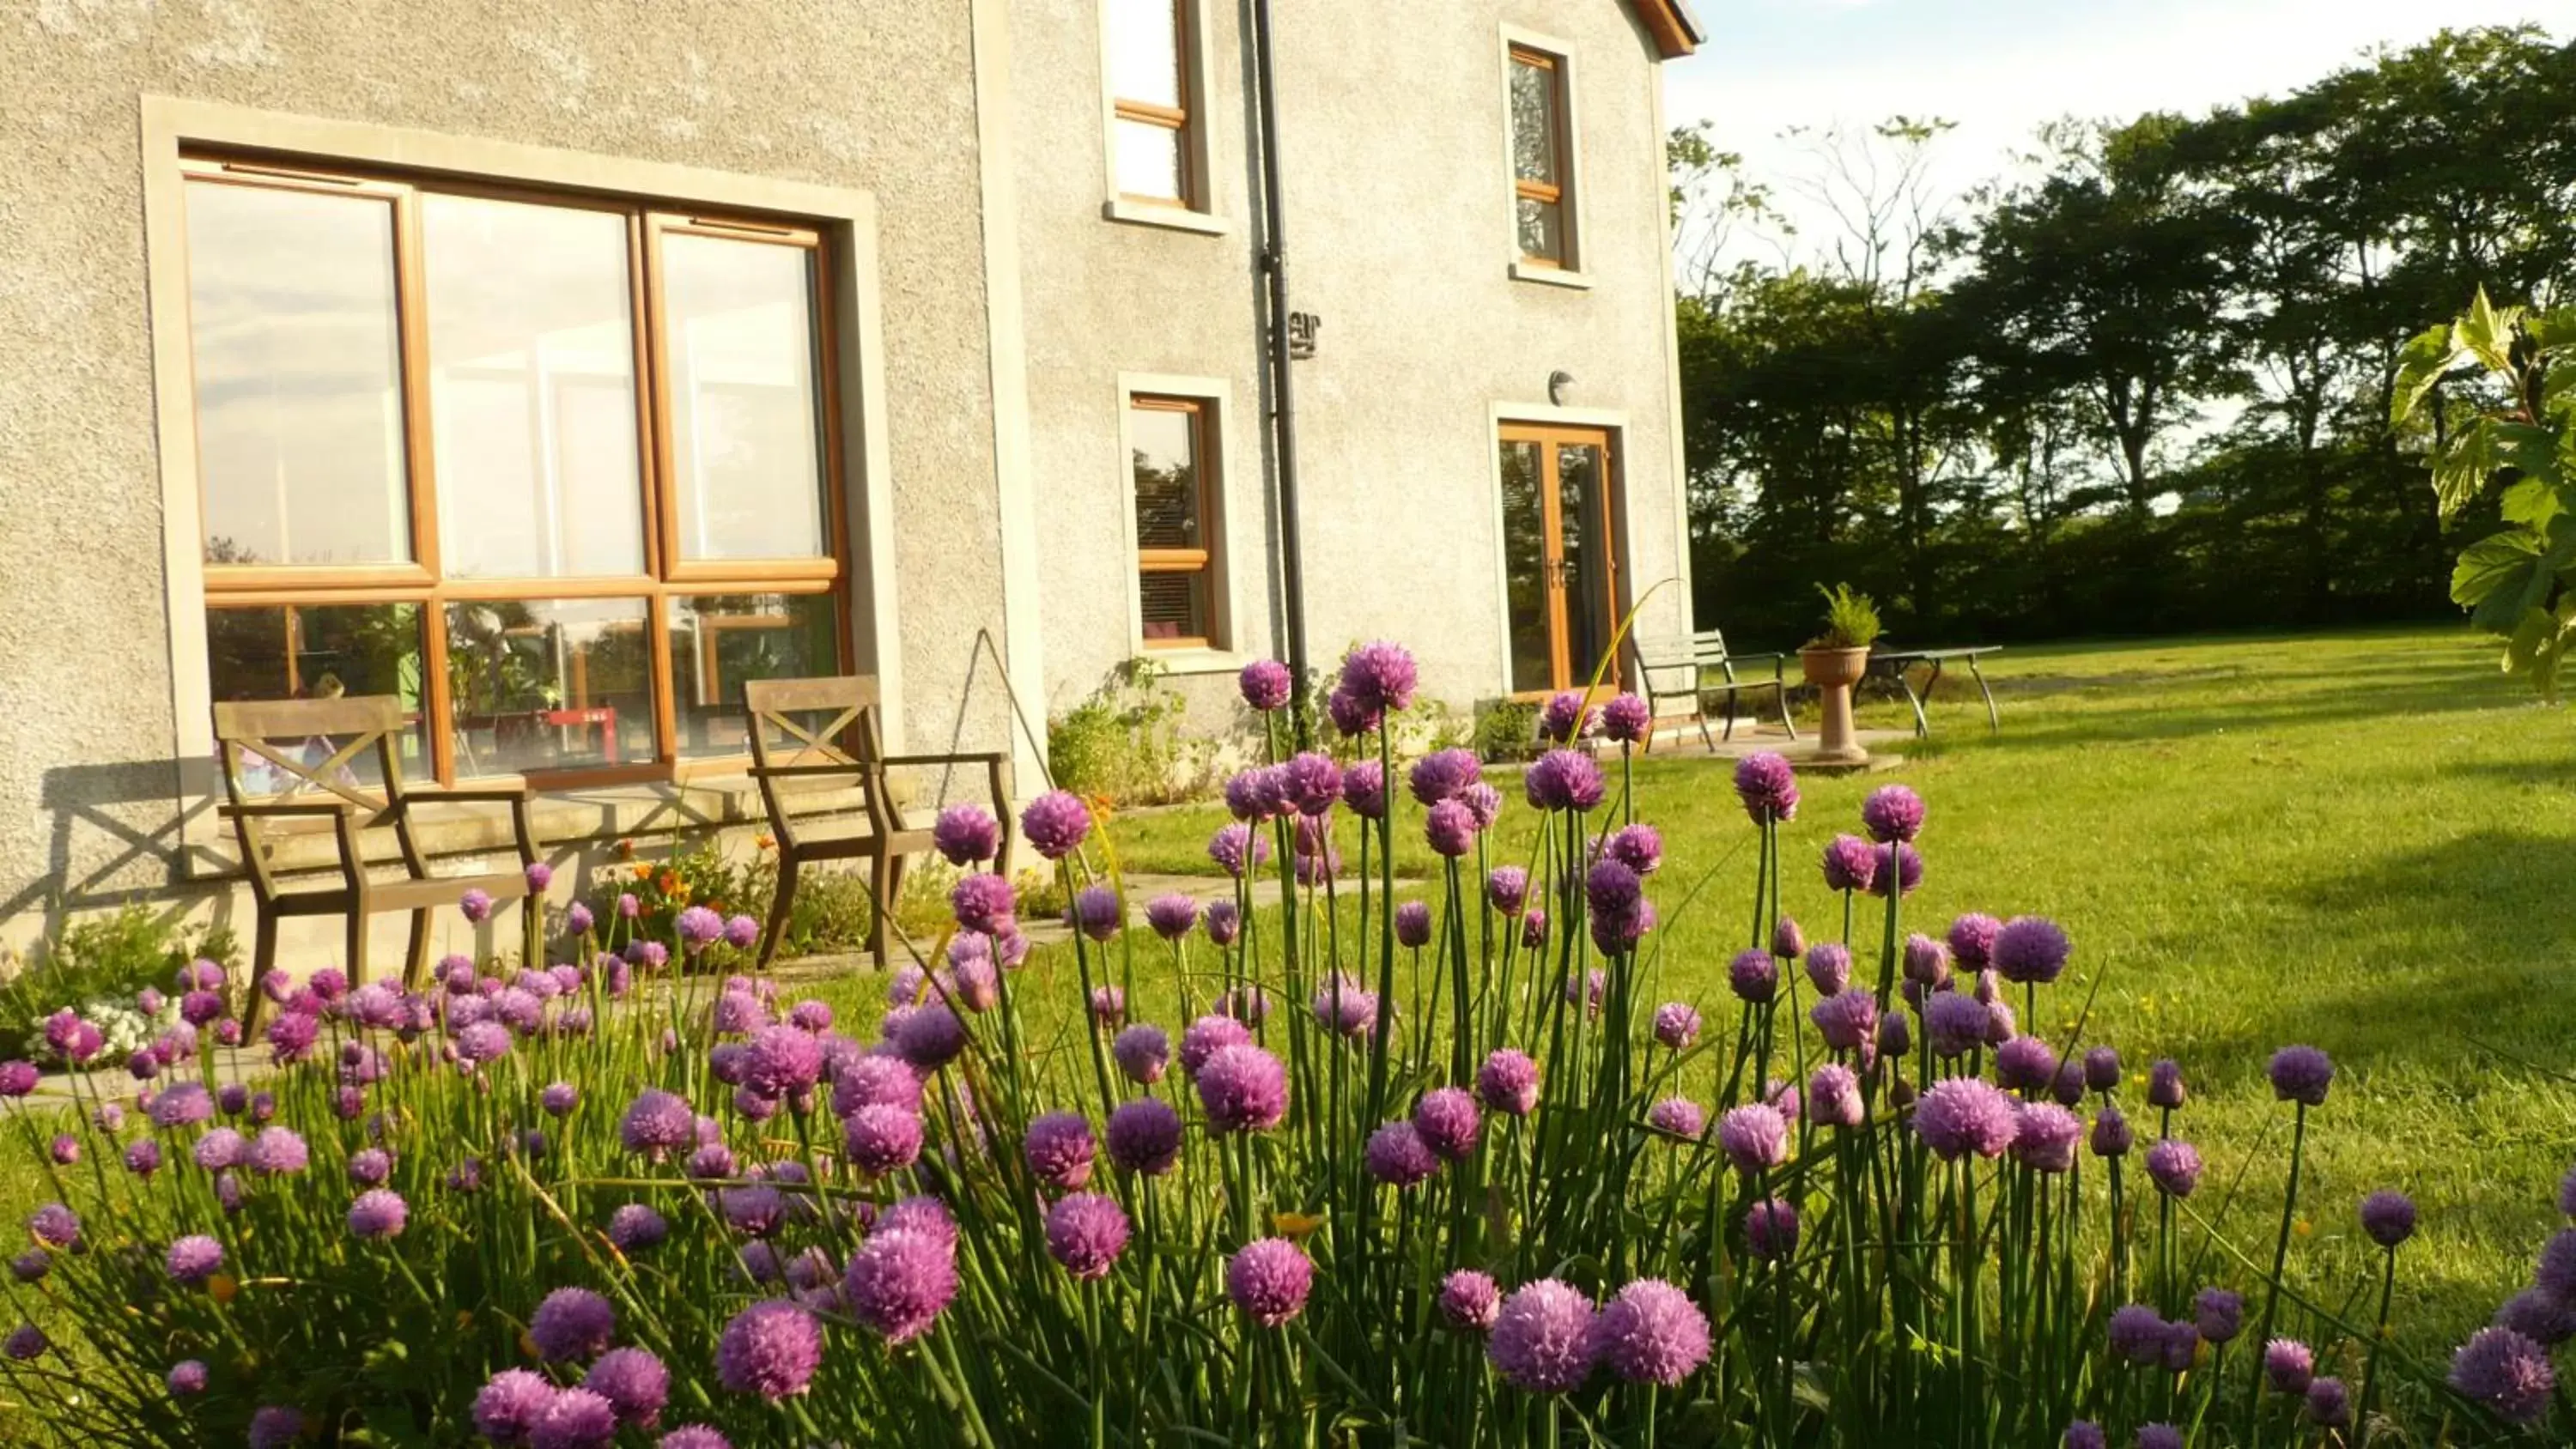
[1115,120,1185,202]
[206,603,428,787]
[185,182,410,567]
[1558,445,1611,682]
[1109,0,1182,106]
[667,593,841,757]
[1516,199,1564,266]
[664,233,828,561]
[1510,56,1560,184]
[1498,440,1553,694]
[443,598,653,775]
[422,195,646,579]
[1130,405,1201,550]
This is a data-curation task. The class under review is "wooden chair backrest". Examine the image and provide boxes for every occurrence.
[210,695,410,813]
[742,676,896,845]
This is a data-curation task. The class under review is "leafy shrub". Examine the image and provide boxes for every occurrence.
[1810,581,1883,649]
[1471,699,1543,762]
[0,905,233,1064]
[1048,661,1210,805]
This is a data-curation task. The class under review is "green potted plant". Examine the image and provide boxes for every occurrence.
[1800,583,1880,763]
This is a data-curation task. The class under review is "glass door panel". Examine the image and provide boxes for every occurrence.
[1496,426,1618,695]
[1558,442,1614,686]
[1498,439,1557,694]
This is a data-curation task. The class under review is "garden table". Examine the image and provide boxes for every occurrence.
[1872,646,2002,739]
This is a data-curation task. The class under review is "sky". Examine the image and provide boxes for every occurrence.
[1662,0,2576,267]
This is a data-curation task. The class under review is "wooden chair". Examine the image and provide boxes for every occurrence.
[1633,628,1798,751]
[211,696,541,1028]
[743,676,1015,971]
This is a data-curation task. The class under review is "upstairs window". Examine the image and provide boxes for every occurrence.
[181,158,848,785]
[1509,44,1576,268]
[1128,393,1220,648]
[1107,0,1197,208]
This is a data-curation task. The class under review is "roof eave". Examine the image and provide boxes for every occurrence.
[1631,0,1703,58]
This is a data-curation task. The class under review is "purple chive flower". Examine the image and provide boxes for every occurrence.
[2148,1058,2186,1110]
[563,900,594,937]
[1,1324,42,1362]
[6,1252,43,1284]
[1046,1192,1131,1279]
[2136,1428,2182,1449]
[1365,1120,1438,1188]
[718,1300,823,1396]
[1340,761,1388,819]
[1538,690,1597,743]
[2193,1288,2243,1343]
[1224,766,1287,822]
[0,1062,33,1098]
[1716,1104,1789,1173]
[1647,1097,1706,1140]
[347,1188,407,1240]
[1732,752,1800,824]
[1019,791,1094,860]
[1394,901,1433,949]
[742,1025,824,1102]
[193,1129,245,1173]
[585,1347,669,1429]
[1520,909,1548,949]
[2013,1104,2083,1173]
[1563,968,1607,1017]
[1820,834,1878,893]
[1991,916,2071,985]
[1340,640,1418,715]
[45,1134,74,1166]
[1113,1024,1170,1085]
[2360,1190,2416,1248]
[1206,824,1269,879]
[1922,992,1987,1058]
[2495,1288,2576,1345]
[1024,1113,1097,1191]
[1204,899,1242,948]
[1281,752,1343,816]
[1106,1098,1184,1176]
[1178,1015,1253,1076]
[166,1234,223,1284]
[1072,886,1122,943]
[834,1056,924,1116]
[459,888,493,924]
[2451,1326,2556,1422]
[1325,684,1379,737]
[1425,799,1478,858]
[1945,912,2000,967]
[1228,1239,1314,1327]
[1810,991,1876,1052]
[1239,658,1293,711]
[1893,937,1950,990]
[1996,1035,2060,1096]
[1441,1270,1503,1331]
[1413,1088,1481,1161]
[1197,1045,1289,1133]
[895,1003,969,1070]
[27,1203,78,1250]
[1489,1280,1597,1392]
[476,1369,556,1442]
[2107,1304,2167,1365]
[1144,894,1200,943]
[1915,1078,2020,1161]
[2268,1045,2334,1106]
[1652,1003,1702,1051]
[1524,749,1605,813]
[2304,1375,2350,1428]
[1605,825,1662,879]
[2538,1229,2576,1300]
[2080,1045,2121,1094]
[607,1203,668,1252]
[2263,1337,2315,1392]
[125,1139,162,1179]
[2145,1139,2202,1198]
[1746,1198,1800,1261]
[1867,842,1924,897]
[1861,784,1925,843]
[2092,1105,2134,1158]
[455,1020,512,1067]
[721,914,759,951]
[1726,944,1783,1006]
[1807,1064,1863,1129]
[841,1104,924,1175]
[933,804,1002,867]
[1478,1049,1540,1117]
[1591,1278,1710,1387]
[532,1287,616,1362]
[622,1089,696,1159]
[1410,749,1483,805]
[1804,943,1852,997]
[167,1359,209,1394]
[532,1386,620,1449]
[1311,973,1379,1038]
[1601,692,1652,743]
[247,1406,305,1449]
[1486,866,1529,916]
[658,1430,732,1449]
[951,874,1017,935]
[1461,779,1503,827]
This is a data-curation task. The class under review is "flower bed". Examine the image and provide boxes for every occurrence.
[2,640,2569,1446]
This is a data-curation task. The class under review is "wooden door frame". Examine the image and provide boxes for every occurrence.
[1495,420,1620,700]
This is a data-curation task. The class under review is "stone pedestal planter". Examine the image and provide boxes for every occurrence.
[1800,646,1872,766]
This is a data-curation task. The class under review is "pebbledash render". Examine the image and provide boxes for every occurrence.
[0,0,1700,964]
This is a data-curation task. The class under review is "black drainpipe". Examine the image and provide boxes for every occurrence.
[1249,0,1311,745]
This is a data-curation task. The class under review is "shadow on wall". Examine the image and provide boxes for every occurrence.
[4,758,227,959]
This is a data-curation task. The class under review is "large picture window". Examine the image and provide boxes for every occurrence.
[182,157,846,785]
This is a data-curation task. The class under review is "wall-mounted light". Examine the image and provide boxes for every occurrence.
[1547,370,1576,406]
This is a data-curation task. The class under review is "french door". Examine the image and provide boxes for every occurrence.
[1497,423,1619,697]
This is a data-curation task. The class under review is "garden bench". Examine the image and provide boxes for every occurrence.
[211,696,541,1027]
[1871,646,2004,738]
[744,676,1014,972]
[1632,628,1796,752]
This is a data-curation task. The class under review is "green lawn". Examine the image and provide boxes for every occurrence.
[1108,624,2576,1353]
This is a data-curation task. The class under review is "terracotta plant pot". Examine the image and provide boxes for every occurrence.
[1799,646,1872,765]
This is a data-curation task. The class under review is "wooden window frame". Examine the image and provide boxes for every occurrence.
[1502,32,1584,278]
[178,153,854,790]
[1125,390,1223,653]
[1103,0,1212,219]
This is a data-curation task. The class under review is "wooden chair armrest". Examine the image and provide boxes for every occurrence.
[749,762,872,779]
[219,800,358,820]
[878,751,1008,767]
[403,784,534,803]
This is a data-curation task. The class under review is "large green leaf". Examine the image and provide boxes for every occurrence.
[2499,476,2570,530]
[2391,322,2464,425]
[2459,287,2524,374]
[2451,527,2544,627]
[2503,597,2576,700]
[2431,418,2503,518]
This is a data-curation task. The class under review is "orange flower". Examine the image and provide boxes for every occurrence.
[615,839,636,859]
[755,834,776,852]
[207,1274,238,1304]
[1272,1210,1327,1240]
[657,871,678,894]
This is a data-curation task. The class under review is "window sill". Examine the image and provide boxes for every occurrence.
[1135,646,1251,677]
[1103,199,1233,236]
[1510,262,1594,290]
